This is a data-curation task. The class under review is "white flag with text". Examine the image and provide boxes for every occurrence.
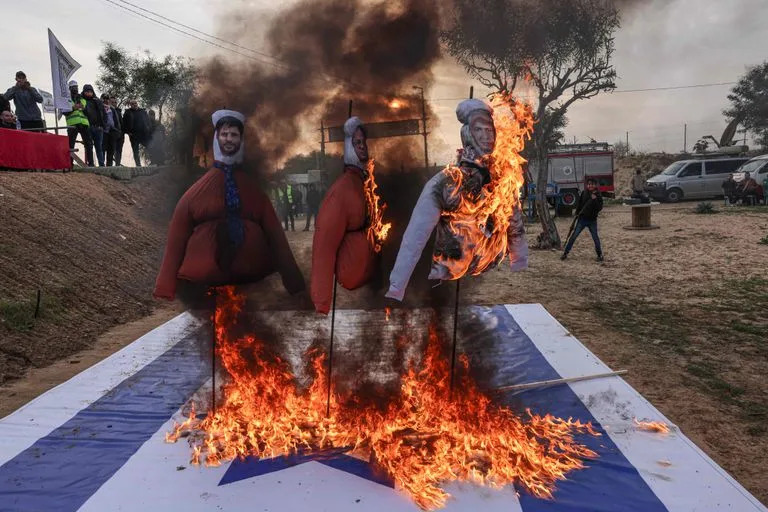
[48,29,81,112]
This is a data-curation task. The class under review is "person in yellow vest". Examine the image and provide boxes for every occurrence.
[63,80,94,166]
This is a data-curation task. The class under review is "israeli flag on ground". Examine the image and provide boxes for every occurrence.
[0,305,765,512]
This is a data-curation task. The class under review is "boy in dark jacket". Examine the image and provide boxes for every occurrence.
[561,178,604,262]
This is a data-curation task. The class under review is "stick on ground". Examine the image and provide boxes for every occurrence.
[494,370,628,393]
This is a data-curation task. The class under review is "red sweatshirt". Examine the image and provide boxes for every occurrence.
[310,165,376,314]
[154,166,305,300]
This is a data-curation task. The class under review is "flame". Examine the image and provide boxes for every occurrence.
[385,306,392,321]
[364,158,392,253]
[434,93,534,279]
[168,288,599,510]
[389,99,403,110]
[634,419,670,434]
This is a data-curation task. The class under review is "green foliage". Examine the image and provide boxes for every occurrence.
[759,234,768,245]
[0,294,63,332]
[724,61,768,149]
[96,42,196,123]
[441,0,619,248]
[694,201,717,214]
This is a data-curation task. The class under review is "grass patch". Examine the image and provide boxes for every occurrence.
[729,321,764,337]
[759,234,768,245]
[694,201,718,214]
[589,299,691,351]
[0,293,65,332]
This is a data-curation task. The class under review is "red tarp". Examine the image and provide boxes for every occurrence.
[0,128,71,170]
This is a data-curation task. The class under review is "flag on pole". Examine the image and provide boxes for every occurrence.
[39,90,56,114]
[48,29,81,112]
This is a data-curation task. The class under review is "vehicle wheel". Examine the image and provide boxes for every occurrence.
[666,188,683,203]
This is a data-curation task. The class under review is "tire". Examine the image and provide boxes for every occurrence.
[666,188,683,203]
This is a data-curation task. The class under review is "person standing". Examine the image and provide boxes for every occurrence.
[81,85,105,167]
[304,183,321,231]
[101,94,123,166]
[110,97,124,166]
[630,168,645,198]
[63,80,94,166]
[561,178,604,262]
[277,182,295,231]
[4,71,44,130]
[122,99,151,166]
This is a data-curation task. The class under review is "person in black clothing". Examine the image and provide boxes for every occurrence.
[0,95,10,117]
[109,97,124,165]
[1,110,17,129]
[82,84,105,166]
[101,94,123,166]
[722,174,737,205]
[561,178,604,262]
[303,183,322,231]
[122,99,151,166]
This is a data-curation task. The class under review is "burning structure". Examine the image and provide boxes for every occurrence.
[167,287,599,510]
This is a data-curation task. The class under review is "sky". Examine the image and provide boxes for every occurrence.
[4,0,768,164]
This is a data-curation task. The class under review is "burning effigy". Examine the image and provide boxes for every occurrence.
[167,287,600,510]
[386,93,531,301]
[310,117,391,314]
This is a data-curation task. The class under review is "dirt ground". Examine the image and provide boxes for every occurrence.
[0,168,765,504]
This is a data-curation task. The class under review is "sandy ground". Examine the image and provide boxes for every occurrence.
[0,186,765,504]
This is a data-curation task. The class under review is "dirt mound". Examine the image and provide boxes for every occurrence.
[0,169,192,383]
[614,153,680,196]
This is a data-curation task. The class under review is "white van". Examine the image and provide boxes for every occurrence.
[734,154,768,185]
[645,157,749,202]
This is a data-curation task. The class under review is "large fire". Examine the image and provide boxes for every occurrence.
[364,158,392,253]
[435,92,534,279]
[167,287,599,509]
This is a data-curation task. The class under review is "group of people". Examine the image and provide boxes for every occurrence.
[273,182,324,232]
[0,70,162,168]
[64,81,155,168]
[722,172,762,205]
[153,98,531,313]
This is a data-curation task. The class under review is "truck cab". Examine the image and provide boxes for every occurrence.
[529,143,615,216]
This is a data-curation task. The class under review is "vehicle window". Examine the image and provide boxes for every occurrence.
[550,157,576,182]
[756,162,768,175]
[736,159,768,174]
[583,156,612,176]
[661,161,686,175]
[678,163,701,177]
[705,160,746,174]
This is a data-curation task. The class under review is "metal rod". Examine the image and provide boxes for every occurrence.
[494,370,628,393]
[326,278,338,417]
[449,279,461,396]
[211,288,217,412]
[34,289,41,318]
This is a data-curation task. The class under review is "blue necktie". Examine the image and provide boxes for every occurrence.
[214,161,244,248]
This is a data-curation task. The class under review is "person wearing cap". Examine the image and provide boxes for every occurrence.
[63,80,93,166]
[386,99,528,302]
[81,84,105,167]
[3,71,44,130]
[154,110,305,301]
[310,117,382,314]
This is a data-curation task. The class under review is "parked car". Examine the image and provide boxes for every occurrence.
[734,154,768,185]
[645,157,750,202]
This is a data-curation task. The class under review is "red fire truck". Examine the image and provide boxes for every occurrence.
[529,142,615,216]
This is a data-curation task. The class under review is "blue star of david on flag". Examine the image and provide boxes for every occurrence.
[218,447,395,488]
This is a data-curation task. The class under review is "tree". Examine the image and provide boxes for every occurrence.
[613,139,629,158]
[96,42,196,123]
[443,0,619,248]
[724,61,768,149]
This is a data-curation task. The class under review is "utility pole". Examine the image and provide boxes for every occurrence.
[319,120,326,170]
[413,85,429,171]
[684,123,687,153]
[626,131,629,153]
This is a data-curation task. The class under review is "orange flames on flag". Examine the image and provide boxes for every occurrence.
[634,419,671,434]
[167,287,599,510]
[434,93,534,279]
[364,158,392,253]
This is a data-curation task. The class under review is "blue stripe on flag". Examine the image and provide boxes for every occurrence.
[0,327,208,512]
[466,306,668,512]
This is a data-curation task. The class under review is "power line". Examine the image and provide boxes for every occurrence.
[113,0,285,65]
[97,0,290,70]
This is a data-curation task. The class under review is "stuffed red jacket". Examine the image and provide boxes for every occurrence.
[154,166,305,300]
[310,165,376,314]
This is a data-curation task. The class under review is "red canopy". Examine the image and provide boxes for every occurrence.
[0,128,71,170]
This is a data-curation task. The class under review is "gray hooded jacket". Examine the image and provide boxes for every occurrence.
[4,85,43,121]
